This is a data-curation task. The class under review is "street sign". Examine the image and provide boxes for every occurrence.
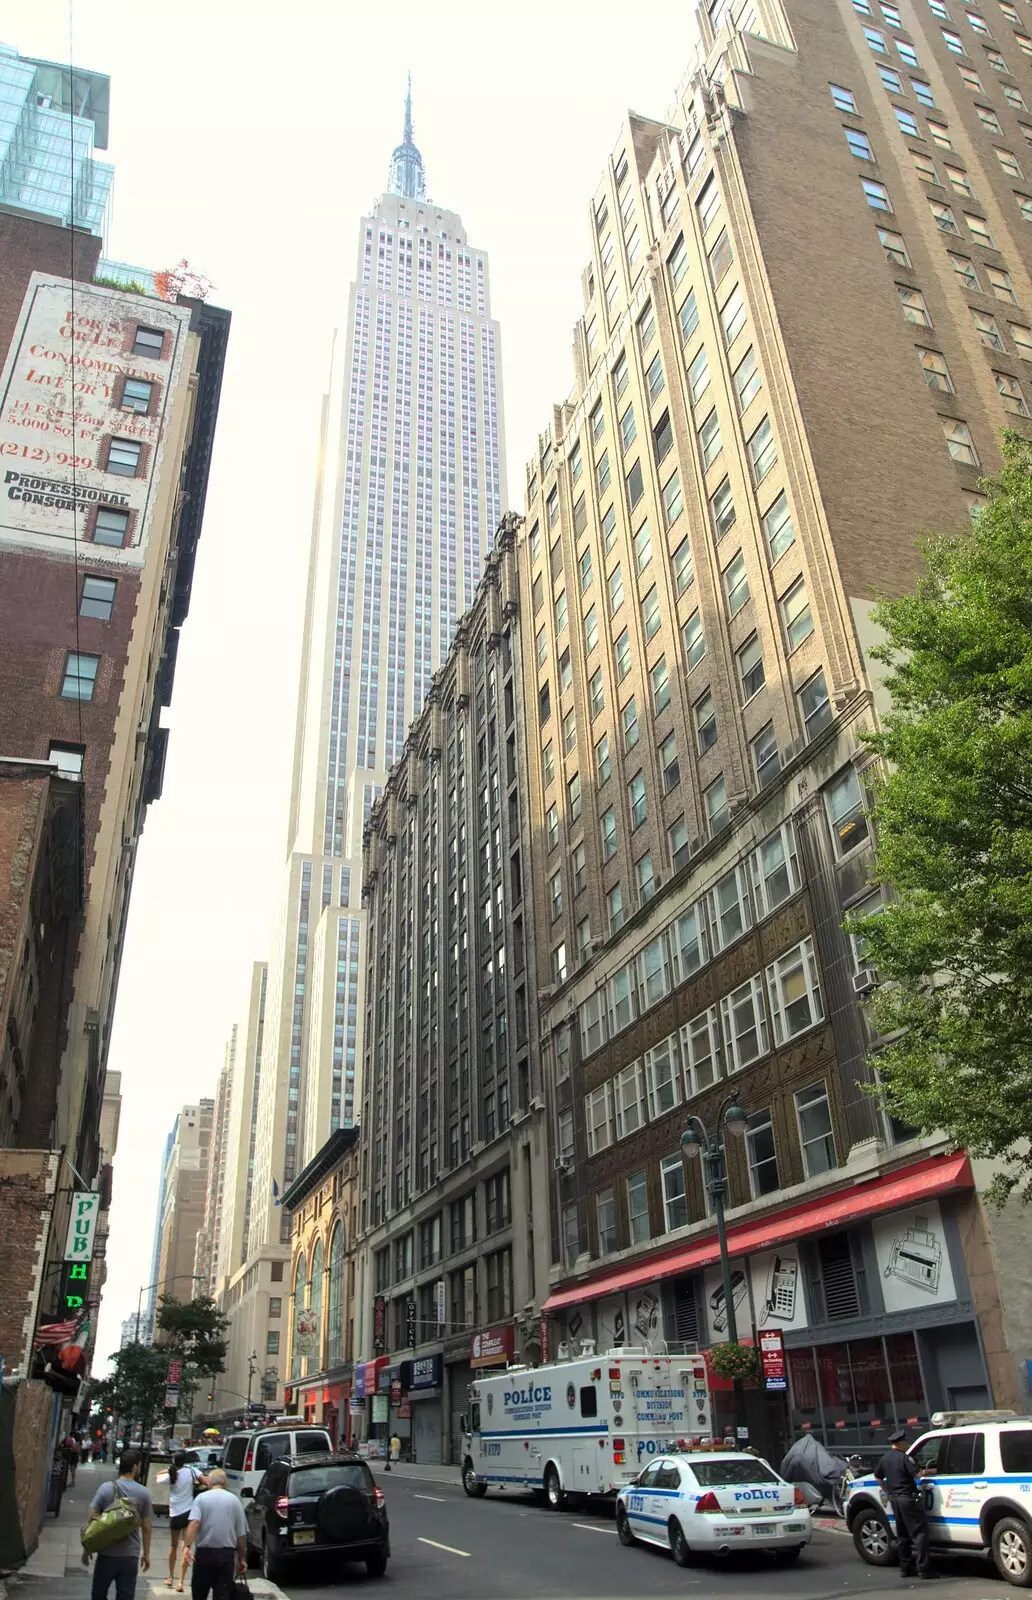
[166,1359,182,1386]
[759,1327,787,1392]
[64,1192,100,1263]
[164,1387,180,1410]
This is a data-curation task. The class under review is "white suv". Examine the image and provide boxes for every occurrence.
[223,1421,333,1500]
[846,1412,1032,1586]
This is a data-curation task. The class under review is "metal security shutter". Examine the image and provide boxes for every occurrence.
[818,1231,860,1320]
[670,1278,700,1348]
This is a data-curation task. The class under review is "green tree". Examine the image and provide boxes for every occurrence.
[848,432,1032,1203]
[94,1344,168,1435]
[155,1294,229,1379]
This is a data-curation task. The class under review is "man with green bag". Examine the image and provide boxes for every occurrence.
[81,1448,153,1599]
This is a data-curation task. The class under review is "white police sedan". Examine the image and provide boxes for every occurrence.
[616,1450,812,1567]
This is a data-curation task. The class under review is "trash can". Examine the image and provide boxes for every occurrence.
[46,1458,67,1517]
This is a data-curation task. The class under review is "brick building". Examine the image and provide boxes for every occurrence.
[518,0,1032,1452]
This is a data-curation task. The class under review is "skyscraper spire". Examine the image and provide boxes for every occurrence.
[388,71,426,200]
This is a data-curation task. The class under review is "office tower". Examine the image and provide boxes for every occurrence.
[247,86,507,1292]
[194,1028,237,1295]
[155,1100,214,1305]
[523,0,1031,1437]
[0,44,113,234]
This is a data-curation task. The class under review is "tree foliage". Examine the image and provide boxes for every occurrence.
[94,1343,168,1428]
[847,432,1032,1203]
[155,1295,229,1377]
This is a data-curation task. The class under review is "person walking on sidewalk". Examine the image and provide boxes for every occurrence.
[81,1448,153,1600]
[156,1451,207,1591]
[389,1433,401,1467]
[63,1431,81,1487]
[181,1469,247,1600]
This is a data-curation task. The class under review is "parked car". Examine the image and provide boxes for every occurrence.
[242,1452,389,1582]
[616,1449,812,1567]
[223,1420,333,1500]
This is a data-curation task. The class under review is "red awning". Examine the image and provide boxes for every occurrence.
[542,1151,972,1313]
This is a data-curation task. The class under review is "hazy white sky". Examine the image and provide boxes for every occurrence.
[5,0,696,1369]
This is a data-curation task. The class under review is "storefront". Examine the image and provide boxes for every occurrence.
[353,1357,389,1454]
[403,1355,444,1464]
[289,1374,353,1447]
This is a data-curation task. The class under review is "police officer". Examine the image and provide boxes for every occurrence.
[875,1429,938,1580]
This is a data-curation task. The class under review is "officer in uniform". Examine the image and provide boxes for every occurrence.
[875,1429,939,1580]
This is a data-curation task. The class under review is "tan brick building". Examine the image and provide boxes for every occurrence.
[520,0,1032,1453]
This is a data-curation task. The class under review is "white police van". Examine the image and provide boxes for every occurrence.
[845,1411,1032,1585]
[460,1344,712,1508]
[616,1449,811,1566]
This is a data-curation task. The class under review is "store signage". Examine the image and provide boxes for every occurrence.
[404,1354,442,1391]
[372,1394,388,1423]
[373,1296,386,1354]
[759,1327,787,1392]
[405,1299,416,1348]
[434,1279,446,1329]
[376,1363,391,1394]
[540,1318,550,1364]
[64,1192,100,1262]
[59,1261,89,1315]
[390,1378,402,1405]
[354,1365,366,1399]
[471,1324,515,1369]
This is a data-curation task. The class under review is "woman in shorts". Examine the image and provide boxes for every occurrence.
[157,1452,206,1590]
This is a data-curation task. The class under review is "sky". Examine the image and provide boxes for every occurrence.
[4,0,698,1370]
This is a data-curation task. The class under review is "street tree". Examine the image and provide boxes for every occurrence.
[847,432,1032,1203]
[94,1343,168,1437]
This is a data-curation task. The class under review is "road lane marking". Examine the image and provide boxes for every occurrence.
[571,1522,617,1535]
[419,1537,471,1557]
[413,1493,447,1502]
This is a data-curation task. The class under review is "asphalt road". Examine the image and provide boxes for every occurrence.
[276,1473,1012,1600]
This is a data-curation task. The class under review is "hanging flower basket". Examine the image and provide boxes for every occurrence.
[708,1341,761,1383]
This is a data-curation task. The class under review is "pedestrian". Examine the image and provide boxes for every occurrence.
[62,1431,81,1487]
[181,1468,247,1600]
[156,1451,207,1592]
[389,1432,401,1466]
[81,1447,153,1599]
[874,1429,939,1581]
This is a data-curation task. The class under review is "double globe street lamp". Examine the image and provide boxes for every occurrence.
[681,1094,749,1436]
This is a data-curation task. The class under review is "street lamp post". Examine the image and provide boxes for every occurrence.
[681,1094,749,1438]
[246,1352,258,1412]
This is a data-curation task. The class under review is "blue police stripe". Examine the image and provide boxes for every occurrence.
[479,1424,609,1438]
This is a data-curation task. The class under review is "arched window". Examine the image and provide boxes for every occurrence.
[309,1238,325,1371]
[327,1225,345,1367]
[291,1254,307,1378]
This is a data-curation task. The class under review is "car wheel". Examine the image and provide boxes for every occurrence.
[775,1544,804,1563]
[462,1459,487,1499]
[366,1551,389,1577]
[993,1518,1032,1586]
[852,1506,895,1567]
[261,1535,286,1584]
[544,1465,565,1511]
[669,1517,693,1567]
[617,1507,636,1547]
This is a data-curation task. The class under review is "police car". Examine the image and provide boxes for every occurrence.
[615,1449,812,1567]
[845,1412,1032,1585]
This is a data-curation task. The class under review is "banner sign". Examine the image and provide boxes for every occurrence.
[403,1354,442,1391]
[405,1299,416,1349]
[759,1327,787,1392]
[64,1191,100,1262]
[434,1280,446,1330]
[471,1324,515,1369]
[373,1296,386,1354]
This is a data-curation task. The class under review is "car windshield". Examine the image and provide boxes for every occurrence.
[288,1464,370,1495]
[691,1459,781,1487]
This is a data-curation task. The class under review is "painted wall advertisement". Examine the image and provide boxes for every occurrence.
[596,1284,662,1350]
[871,1203,956,1312]
[0,275,188,564]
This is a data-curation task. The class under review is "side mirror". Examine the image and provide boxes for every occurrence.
[460,1415,467,1434]
[240,1487,254,1499]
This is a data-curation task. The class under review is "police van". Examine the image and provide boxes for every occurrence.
[845,1411,1032,1586]
[460,1343,713,1508]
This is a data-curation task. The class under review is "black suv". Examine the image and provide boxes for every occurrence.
[242,1451,389,1581]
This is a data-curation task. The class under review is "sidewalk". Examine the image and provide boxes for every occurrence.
[2,1463,287,1600]
[379,1460,460,1486]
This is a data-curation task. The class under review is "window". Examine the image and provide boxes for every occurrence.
[570,440,583,484]
[967,8,990,31]
[584,604,598,654]
[941,416,980,465]
[944,161,973,194]
[539,681,551,725]
[662,1155,689,1231]
[646,352,665,401]
[567,769,582,818]
[830,83,858,112]
[799,669,833,737]
[653,410,673,463]
[641,586,662,645]
[563,1203,580,1266]
[723,550,750,616]
[674,901,710,980]
[595,732,611,783]
[949,255,979,296]
[711,477,736,540]
[660,732,680,792]
[795,1082,837,1176]
[864,26,888,52]
[746,1109,779,1197]
[608,563,624,615]
[620,403,637,450]
[93,506,129,547]
[546,803,559,850]
[708,227,734,286]
[737,633,765,701]
[586,1085,612,1154]
[879,63,903,90]
[589,668,605,718]
[612,352,629,402]
[621,702,640,758]
[668,236,689,291]
[607,883,625,933]
[912,78,937,106]
[987,263,1018,302]
[721,974,769,1069]
[781,577,814,649]
[683,610,705,671]
[965,211,995,246]
[1003,83,1027,111]
[550,870,563,920]
[563,704,576,751]
[927,117,952,145]
[542,740,555,788]
[80,575,116,620]
[614,628,632,682]
[764,491,795,563]
[555,591,568,635]
[767,937,825,1042]
[721,284,747,348]
[633,521,653,574]
[679,288,699,344]
[590,400,605,441]
[705,773,729,835]
[825,765,871,854]
[627,1171,650,1243]
[996,371,1030,414]
[614,1061,647,1138]
[133,325,164,357]
[930,200,961,234]
[699,408,722,469]
[266,1330,280,1355]
[662,471,684,528]
[107,438,141,476]
[1017,194,1032,223]
[688,345,711,407]
[898,285,932,326]
[572,841,587,896]
[639,300,657,348]
[913,149,939,183]
[651,656,671,712]
[695,689,717,753]
[854,0,872,12]
[601,807,617,860]
[918,348,954,391]
[986,46,1009,69]
[974,102,1001,131]
[750,821,801,914]
[972,307,1005,350]
[746,415,777,484]
[48,743,84,776]
[682,1007,723,1094]
[573,492,587,535]
[878,228,910,270]
[896,38,920,65]
[752,723,780,788]
[547,486,559,526]
[628,771,647,828]
[596,1187,617,1254]
[733,346,762,413]
[882,1,902,22]
[697,177,722,232]
[941,25,966,50]
[845,126,875,160]
[636,851,657,903]
[669,816,690,870]
[60,652,99,701]
[1013,323,1032,360]
[894,105,920,136]
[553,942,568,984]
[626,460,644,510]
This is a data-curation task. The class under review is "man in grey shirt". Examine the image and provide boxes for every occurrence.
[82,1448,152,1599]
[183,1469,247,1599]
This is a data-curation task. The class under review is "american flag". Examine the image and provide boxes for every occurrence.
[34,1318,79,1348]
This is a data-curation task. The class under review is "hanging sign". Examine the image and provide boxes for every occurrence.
[64,1192,100,1262]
